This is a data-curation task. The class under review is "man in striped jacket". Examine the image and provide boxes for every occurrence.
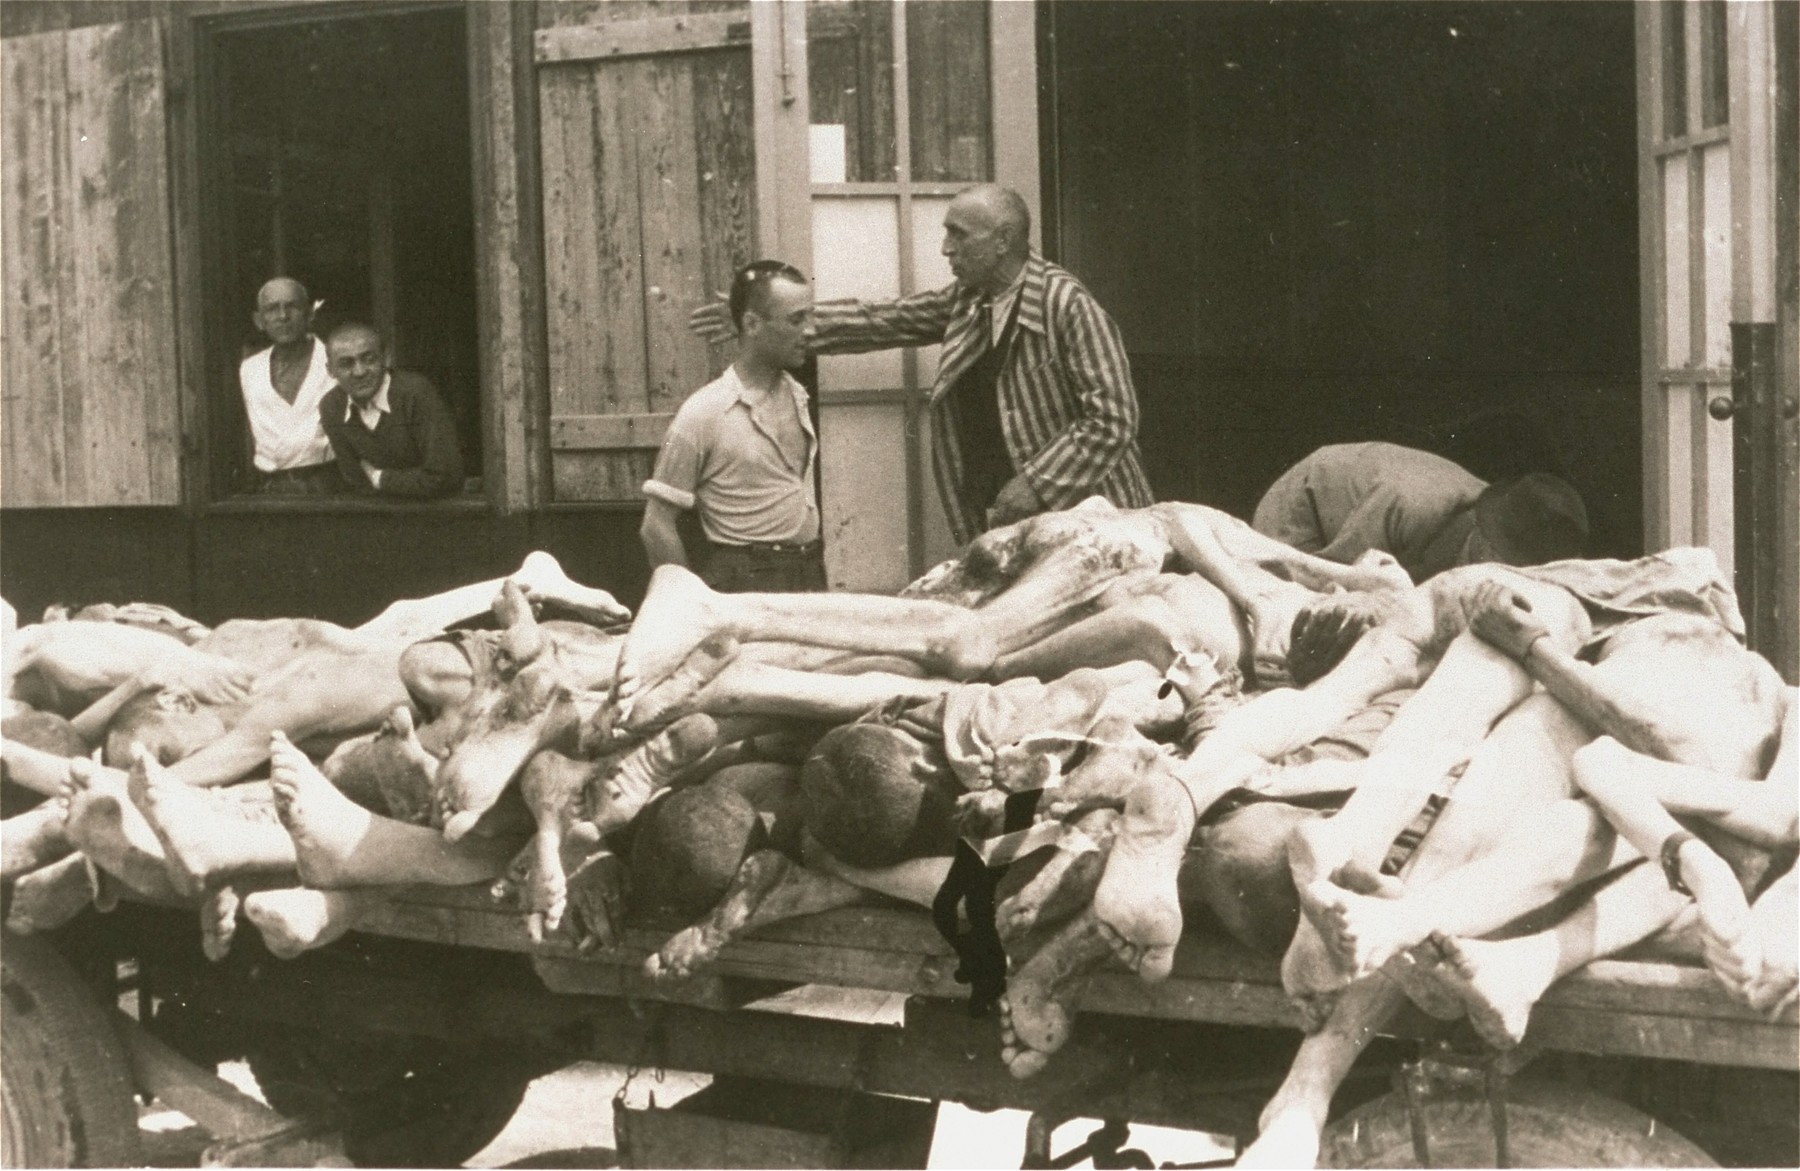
[697,185,1153,543]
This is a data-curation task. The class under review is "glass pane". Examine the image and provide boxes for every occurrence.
[807,1,897,182]
[814,197,905,390]
[1701,143,1731,368]
[907,0,992,181]
[1660,0,1687,139]
[1700,0,1729,128]
[1661,154,1691,368]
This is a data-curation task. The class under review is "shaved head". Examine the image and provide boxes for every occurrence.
[257,277,309,309]
[953,185,1030,255]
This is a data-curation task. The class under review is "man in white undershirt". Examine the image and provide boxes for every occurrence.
[237,278,338,495]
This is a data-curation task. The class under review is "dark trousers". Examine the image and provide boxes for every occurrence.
[699,541,827,593]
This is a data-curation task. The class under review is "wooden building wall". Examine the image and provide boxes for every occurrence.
[2,15,181,506]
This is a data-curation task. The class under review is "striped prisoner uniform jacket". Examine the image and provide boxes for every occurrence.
[810,252,1154,544]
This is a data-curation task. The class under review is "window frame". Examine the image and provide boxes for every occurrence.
[172,0,515,515]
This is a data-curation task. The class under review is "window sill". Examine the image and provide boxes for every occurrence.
[203,493,492,515]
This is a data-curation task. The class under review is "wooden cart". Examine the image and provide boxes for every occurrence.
[4,877,1794,1168]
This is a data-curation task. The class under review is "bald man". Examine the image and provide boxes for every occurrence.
[693,185,1152,542]
[239,277,338,495]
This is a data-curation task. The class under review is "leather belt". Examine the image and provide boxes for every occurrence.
[715,539,822,556]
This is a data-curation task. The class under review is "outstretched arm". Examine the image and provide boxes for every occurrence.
[1468,583,1684,760]
[808,285,958,354]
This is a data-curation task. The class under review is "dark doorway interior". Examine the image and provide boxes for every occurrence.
[203,5,479,497]
[1044,1,1641,557]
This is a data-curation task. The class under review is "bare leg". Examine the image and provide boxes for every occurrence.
[200,885,241,962]
[1042,717,1165,817]
[2,738,75,797]
[996,809,1120,945]
[241,887,390,959]
[588,714,722,837]
[806,837,951,907]
[269,733,521,888]
[616,633,741,733]
[2,803,71,878]
[6,853,95,932]
[617,566,984,703]
[684,660,956,724]
[354,550,630,643]
[998,909,1116,1079]
[645,850,866,980]
[519,749,596,941]
[1736,869,1797,1016]
[1089,759,1193,980]
[1237,978,1406,1169]
[1424,861,1692,1048]
[127,753,293,898]
[62,757,186,903]
[1300,698,1596,988]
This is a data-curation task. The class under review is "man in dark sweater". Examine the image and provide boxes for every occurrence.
[318,322,464,498]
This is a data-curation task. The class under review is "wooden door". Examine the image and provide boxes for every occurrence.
[535,2,756,502]
[1,18,182,506]
[1639,1,1796,675]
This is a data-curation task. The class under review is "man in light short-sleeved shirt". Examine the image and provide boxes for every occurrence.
[640,260,825,592]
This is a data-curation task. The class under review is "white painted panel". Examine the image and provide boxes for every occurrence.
[909,195,957,379]
[1664,382,1695,547]
[820,401,913,591]
[1699,398,1735,577]
[1700,142,1732,368]
[813,197,905,391]
[1661,154,1691,369]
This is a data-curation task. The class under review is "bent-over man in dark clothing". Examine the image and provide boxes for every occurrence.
[318,322,464,498]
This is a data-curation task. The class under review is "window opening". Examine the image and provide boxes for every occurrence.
[203,6,480,499]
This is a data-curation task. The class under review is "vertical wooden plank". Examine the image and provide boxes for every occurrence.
[3,32,68,505]
[114,19,180,504]
[470,0,545,512]
[635,55,712,415]
[692,48,757,342]
[1637,4,1671,552]
[752,0,812,265]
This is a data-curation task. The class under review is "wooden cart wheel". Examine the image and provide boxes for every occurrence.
[0,932,144,1168]
[1319,1079,1716,1168]
[246,1024,538,1168]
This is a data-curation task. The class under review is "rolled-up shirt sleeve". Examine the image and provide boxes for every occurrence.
[643,410,705,511]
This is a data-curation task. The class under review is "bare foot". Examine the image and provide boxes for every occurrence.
[1425,934,1542,1049]
[996,809,1118,946]
[588,714,720,838]
[271,732,517,888]
[2,803,72,879]
[63,757,183,903]
[1243,593,1295,689]
[645,849,792,981]
[617,633,740,734]
[200,885,241,962]
[1237,1099,1326,1169]
[377,705,439,823]
[6,853,95,932]
[1044,718,1162,817]
[242,887,379,959]
[1380,946,1467,1021]
[519,749,597,940]
[1089,765,1193,981]
[562,845,627,952]
[998,909,1114,1078]
[1308,872,1421,982]
[614,565,726,704]
[128,749,292,898]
